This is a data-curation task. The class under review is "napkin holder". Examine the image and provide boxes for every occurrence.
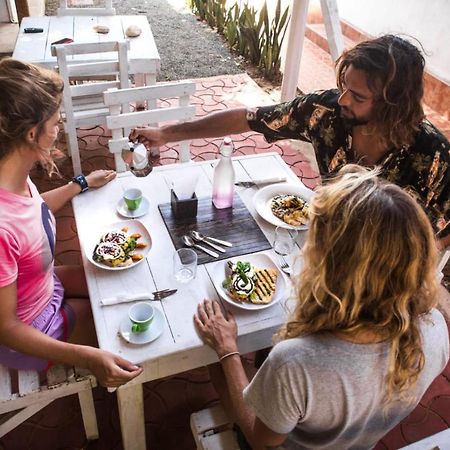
[171,189,198,219]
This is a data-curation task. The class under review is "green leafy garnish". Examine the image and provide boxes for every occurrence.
[222,277,232,289]
[235,261,250,284]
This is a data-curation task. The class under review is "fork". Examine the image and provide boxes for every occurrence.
[279,257,291,277]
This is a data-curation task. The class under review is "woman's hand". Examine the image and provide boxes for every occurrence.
[85,169,116,189]
[129,127,167,149]
[85,347,143,388]
[194,299,238,357]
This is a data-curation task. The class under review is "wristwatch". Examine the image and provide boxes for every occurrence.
[72,174,89,193]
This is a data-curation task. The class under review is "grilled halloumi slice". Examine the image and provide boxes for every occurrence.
[251,268,278,304]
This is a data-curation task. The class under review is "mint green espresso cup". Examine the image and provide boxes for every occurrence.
[123,188,143,211]
[128,302,154,333]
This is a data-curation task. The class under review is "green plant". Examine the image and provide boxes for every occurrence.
[189,0,291,81]
[188,0,208,21]
[239,3,263,64]
[260,0,290,79]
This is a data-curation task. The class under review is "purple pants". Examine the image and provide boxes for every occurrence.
[0,272,75,371]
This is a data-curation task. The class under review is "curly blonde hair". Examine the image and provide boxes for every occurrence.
[277,165,438,403]
[0,58,64,174]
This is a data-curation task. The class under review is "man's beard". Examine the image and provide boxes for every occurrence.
[340,108,370,127]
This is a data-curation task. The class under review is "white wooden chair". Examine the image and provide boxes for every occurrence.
[103,81,196,172]
[57,0,116,16]
[190,404,239,450]
[52,40,130,175]
[0,364,98,440]
[437,248,450,283]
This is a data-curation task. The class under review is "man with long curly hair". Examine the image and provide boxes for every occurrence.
[194,166,449,449]
[131,35,450,249]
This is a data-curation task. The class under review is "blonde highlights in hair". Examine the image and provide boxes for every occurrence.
[277,165,438,403]
[0,58,64,175]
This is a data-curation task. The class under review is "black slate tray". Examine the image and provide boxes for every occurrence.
[158,194,271,265]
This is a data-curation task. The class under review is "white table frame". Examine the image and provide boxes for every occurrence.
[13,15,160,86]
[72,153,307,450]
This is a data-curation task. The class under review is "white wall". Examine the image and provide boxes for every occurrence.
[0,0,10,22]
[336,0,450,84]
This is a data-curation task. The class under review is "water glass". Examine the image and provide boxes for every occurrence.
[173,248,197,284]
[273,226,298,256]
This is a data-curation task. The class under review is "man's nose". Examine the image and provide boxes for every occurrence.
[338,90,350,106]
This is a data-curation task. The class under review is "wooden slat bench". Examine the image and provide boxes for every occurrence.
[190,404,239,450]
[0,363,98,439]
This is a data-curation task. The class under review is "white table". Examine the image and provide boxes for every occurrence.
[72,153,307,450]
[13,15,160,85]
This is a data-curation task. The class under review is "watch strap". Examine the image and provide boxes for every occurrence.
[72,174,89,193]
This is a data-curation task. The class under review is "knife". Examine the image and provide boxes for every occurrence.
[234,176,287,188]
[101,290,177,306]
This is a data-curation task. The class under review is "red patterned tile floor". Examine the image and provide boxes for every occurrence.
[2,70,450,449]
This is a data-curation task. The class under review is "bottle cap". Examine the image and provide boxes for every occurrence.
[220,137,233,157]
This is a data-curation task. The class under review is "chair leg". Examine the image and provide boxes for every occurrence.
[67,129,82,176]
[179,141,191,163]
[77,389,99,440]
[0,400,52,438]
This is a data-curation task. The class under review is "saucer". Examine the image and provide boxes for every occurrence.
[119,307,164,344]
[116,197,150,219]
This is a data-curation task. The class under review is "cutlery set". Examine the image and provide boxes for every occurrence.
[181,231,233,258]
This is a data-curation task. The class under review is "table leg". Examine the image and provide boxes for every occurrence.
[117,383,146,450]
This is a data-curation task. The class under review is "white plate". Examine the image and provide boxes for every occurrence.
[116,197,150,219]
[85,219,152,271]
[253,182,314,230]
[119,307,164,344]
[211,253,286,310]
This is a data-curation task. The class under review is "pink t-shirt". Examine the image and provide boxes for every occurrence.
[0,179,55,324]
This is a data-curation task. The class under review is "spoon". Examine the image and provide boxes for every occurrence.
[190,230,232,248]
[190,231,225,253]
[182,235,219,258]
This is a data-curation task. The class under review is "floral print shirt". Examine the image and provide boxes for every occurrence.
[247,89,450,238]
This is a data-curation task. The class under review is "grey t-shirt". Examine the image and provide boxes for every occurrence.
[243,309,449,450]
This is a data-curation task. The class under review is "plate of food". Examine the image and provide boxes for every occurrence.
[211,253,287,310]
[85,220,151,270]
[253,182,314,230]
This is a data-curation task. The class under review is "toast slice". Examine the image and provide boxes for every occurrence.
[251,268,278,304]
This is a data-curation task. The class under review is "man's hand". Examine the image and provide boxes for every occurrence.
[84,347,143,388]
[85,169,116,189]
[129,127,167,149]
[194,299,238,357]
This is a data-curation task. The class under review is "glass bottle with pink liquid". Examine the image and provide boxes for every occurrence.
[212,137,235,209]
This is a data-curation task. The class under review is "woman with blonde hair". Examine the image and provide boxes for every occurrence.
[0,58,142,387]
[195,165,449,449]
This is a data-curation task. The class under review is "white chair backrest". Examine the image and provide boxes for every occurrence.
[0,364,98,439]
[52,40,130,175]
[437,248,450,283]
[104,81,196,171]
[57,0,115,16]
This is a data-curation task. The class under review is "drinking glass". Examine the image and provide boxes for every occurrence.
[273,226,298,256]
[173,248,197,284]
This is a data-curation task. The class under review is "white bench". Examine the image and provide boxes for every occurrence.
[0,363,98,439]
[190,404,239,450]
